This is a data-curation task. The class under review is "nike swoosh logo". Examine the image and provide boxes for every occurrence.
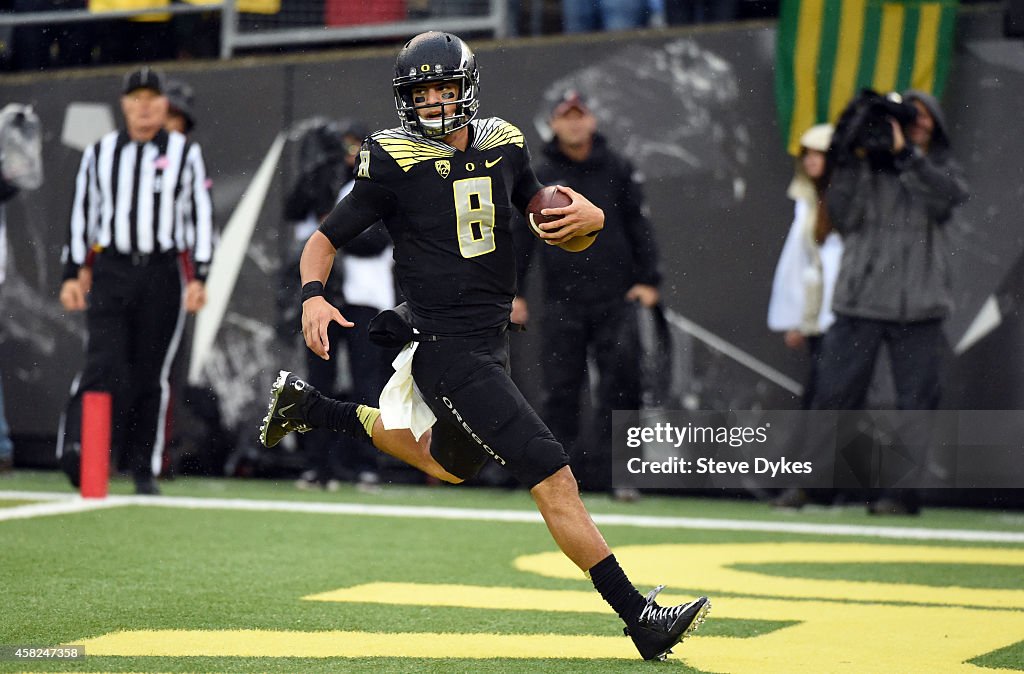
[278,403,296,415]
[485,156,503,168]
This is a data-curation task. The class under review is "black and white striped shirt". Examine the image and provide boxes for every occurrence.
[62,128,214,281]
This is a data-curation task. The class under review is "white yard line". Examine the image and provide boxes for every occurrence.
[0,496,120,521]
[1,489,1022,543]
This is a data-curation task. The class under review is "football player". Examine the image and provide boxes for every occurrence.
[260,31,709,660]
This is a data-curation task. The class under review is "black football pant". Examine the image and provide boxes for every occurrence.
[540,298,641,491]
[412,331,570,489]
[65,253,184,480]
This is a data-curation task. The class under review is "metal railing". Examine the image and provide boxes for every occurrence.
[0,0,508,62]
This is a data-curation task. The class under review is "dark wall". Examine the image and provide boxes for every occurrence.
[1,8,1022,458]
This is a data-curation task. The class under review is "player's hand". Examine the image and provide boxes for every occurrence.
[537,185,604,245]
[301,295,354,360]
[184,280,207,314]
[626,284,659,308]
[510,297,529,325]
[60,279,86,312]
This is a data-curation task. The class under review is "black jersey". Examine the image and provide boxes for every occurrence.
[319,117,543,336]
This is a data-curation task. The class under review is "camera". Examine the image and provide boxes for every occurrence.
[830,89,918,166]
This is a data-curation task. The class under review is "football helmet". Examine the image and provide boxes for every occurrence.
[393,31,480,139]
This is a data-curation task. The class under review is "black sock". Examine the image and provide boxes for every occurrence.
[589,554,646,624]
[305,396,364,438]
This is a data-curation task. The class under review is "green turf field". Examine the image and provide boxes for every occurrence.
[1,470,1022,673]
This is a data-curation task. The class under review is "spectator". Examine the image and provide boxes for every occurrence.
[812,90,969,515]
[767,123,840,410]
[662,0,739,25]
[282,119,397,491]
[164,79,196,135]
[0,102,44,473]
[766,123,843,511]
[58,67,215,495]
[514,90,661,497]
[91,0,176,65]
[562,0,649,33]
[7,0,95,72]
[164,77,218,477]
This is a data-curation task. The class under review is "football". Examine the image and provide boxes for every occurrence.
[526,185,572,238]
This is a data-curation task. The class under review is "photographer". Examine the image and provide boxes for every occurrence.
[811,90,969,515]
[281,119,396,491]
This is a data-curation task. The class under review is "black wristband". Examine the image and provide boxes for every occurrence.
[301,280,325,304]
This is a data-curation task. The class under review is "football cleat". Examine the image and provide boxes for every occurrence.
[259,370,317,448]
[624,586,711,661]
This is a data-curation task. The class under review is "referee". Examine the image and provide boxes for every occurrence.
[58,67,214,495]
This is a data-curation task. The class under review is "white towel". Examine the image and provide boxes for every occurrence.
[378,341,436,441]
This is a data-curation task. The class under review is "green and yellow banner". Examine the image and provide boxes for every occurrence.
[775,0,958,155]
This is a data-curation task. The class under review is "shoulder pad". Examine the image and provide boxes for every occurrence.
[471,117,524,151]
[369,127,455,173]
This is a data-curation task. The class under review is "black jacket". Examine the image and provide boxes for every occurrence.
[515,133,660,304]
[826,91,969,321]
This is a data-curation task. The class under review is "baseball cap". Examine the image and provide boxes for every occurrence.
[551,89,590,117]
[122,67,166,95]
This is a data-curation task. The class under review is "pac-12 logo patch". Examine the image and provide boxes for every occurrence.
[434,160,451,179]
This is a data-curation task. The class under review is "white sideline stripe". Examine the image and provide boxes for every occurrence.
[1,490,1022,543]
[0,497,120,521]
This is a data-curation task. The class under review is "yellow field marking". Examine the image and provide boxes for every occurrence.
[74,596,1024,672]
[304,583,611,613]
[516,543,1024,609]
[74,542,1024,671]
[313,582,1024,672]
[678,598,1024,674]
[77,629,644,660]
[306,581,738,618]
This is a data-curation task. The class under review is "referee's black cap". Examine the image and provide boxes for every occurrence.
[122,66,166,96]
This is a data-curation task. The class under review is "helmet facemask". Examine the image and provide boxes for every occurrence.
[394,72,479,139]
